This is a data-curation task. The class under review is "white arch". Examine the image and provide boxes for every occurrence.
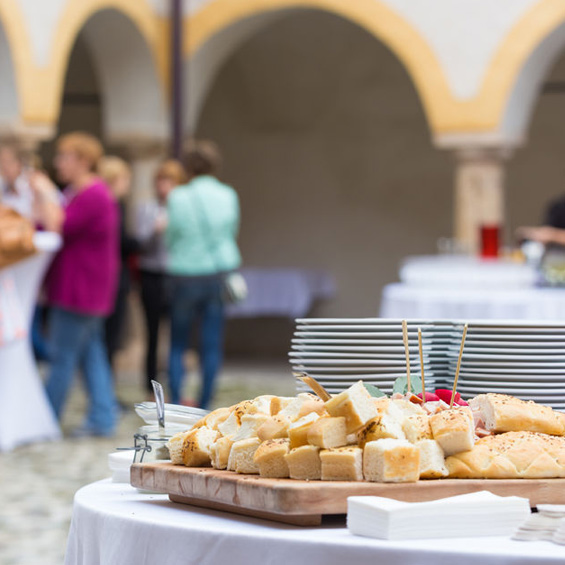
[77,9,167,143]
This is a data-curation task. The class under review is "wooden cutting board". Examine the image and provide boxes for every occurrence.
[130,463,565,526]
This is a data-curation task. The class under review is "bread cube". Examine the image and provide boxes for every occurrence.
[182,427,220,467]
[285,445,322,480]
[253,439,290,478]
[325,381,378,433]
[307,417,347,448]
[167,431,192,465]
[429,406,475,456]
[320,446,363,481]
[417,439,448,479]
[256,415,290,442]
[227,438,261,474]
[232,413,270,442]
[357,414,405,448]
[217,410,240,438]
[402,414,433,444]
[363,438,420,483]
[288,412,321,449]
[210,436,234,470]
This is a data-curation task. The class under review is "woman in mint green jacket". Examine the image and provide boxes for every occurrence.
[165,141,241,407]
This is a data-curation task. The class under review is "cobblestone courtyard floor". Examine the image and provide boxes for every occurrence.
[0,360,294,565]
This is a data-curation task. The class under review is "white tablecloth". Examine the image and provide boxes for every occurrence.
[0,232,61,451]
[227,268,336,319]
[65,480,565,565]
[380,284,565,320]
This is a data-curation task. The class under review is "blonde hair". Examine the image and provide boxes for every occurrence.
[155,159,187,185]
[98,156,131,186]
[57,132,104,171]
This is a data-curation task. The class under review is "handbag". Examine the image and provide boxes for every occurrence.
[192,188,247,305]
[0,206,36,270]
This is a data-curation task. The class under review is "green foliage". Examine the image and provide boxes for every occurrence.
[392,375,423,395]
[363,383,387,398]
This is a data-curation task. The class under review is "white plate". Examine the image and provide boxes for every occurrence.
[292,339,436,346]
[295,318,451,325]
[466,328,565,335]
[456,385,565,397]
[295,332,435,339]
[461,339,565,347]
[456,353,565,361]
[455,367,565,376]
[452,359,565,368]
[448,346,565,355]
[457,377,565,388]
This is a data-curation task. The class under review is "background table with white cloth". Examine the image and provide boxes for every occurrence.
[0,232,61,451]
[65,480,565,565]
[379,255,565,320]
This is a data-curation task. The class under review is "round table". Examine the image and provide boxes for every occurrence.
[65,480,565,565]
[380,284,565,320]
[0,232,61,451]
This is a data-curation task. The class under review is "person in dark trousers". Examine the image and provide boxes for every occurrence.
[135,160,187,396]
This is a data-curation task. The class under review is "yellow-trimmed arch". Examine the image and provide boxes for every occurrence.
[183,0,454,134]
[18,0,167,126]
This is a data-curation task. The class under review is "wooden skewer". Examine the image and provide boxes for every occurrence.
[450,323,468,408]
[418,328,426,401]
[402,320,411,393]
[295,373,332,402]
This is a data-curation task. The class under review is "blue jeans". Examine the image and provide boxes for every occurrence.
[168,275,225,408]
[45,307,117,435]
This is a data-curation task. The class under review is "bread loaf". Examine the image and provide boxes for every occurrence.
[285,445,322,480]
[325,380,378,433]
[363,439,420,483]
[429,406,474,456]
[253,438,290,478]
[446,431,565,479]
[320,446,363,481]
[470,393,565,436]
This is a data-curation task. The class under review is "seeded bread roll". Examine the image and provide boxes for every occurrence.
[253,439,290,478]
[285,445,322,480]
[417,439,448,479]
[325,380,379,434]
[182,427,220,467]
[256,415,291,442]
[470,393,565,436]
[320,446,363,481]
[429,406,475,456]
[357,414,406,447]
[363,439,420,483]
[167,431,193,465]
[210,436,234,470]
[227,438,262,474]
[307,417,347,448]
[402,414,433,444]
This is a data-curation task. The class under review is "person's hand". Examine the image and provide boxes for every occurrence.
[516,226,557,245]
[154,210,168,233]
[29,171,59,202]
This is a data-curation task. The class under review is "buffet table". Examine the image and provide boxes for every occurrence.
[65,480,565,565]
[0,232,61,451]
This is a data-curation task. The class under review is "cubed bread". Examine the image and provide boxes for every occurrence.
[363,438,420,483]
[227,438,262,474]
[320,446,363,481]
[402,414,433,444]
[182,427,220,467]
[307,417,347,448]
[232,413,271,442]
[249,395,276,416]
[392,398,426,419]
[202,407,232,430]
[357,414,406,448]
[253,439,290,478]
[270,396,294,415]
[430,406,475,456]
[210,436,234,470]
[285,445,322,480]
[167,430,192,464]
[288,412,321,449]
[217,410,240,438]
[279,394,327,422]
[325,380,378,433]
[257,415,290,441]
[417,439,448,479]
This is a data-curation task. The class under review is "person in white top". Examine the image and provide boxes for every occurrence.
[0,144,34,219]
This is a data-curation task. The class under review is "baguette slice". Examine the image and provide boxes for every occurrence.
[446,431,565,479]
[167,430,193,465]
[325,381,378,434]
[320,446,363,481]
[417,439,448,479]
[363,439,420,483]
[307,417,347,448]
[285,445,322,480]
[470,393,565,436]
[253,438,290,478]
[182,427,220,467]
[210,436,234,470]
[429,406,474,456]
[227,438,261,474]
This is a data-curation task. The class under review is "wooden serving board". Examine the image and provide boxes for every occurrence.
[130,463,565,526]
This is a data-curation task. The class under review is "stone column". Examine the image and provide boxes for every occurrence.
[0,123,54,167]
[453,148,511,253]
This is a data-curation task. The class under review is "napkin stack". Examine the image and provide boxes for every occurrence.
[513,505,565,545]
[347,491,531,540]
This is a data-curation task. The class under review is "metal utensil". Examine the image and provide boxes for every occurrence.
[151,379,166,432]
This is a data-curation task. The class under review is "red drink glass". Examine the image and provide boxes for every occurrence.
[480,224,500,258]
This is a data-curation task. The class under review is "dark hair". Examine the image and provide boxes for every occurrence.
[184,140,222,178]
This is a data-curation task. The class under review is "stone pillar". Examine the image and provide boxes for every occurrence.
[0,123,54,167]
[453,148,511,253]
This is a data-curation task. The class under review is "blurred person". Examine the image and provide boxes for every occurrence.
[135,159,187,396]
[0,143,34,218]
[98,156,140,370]
[517,195,565,247]
[38,132,119,437]
[166,141,241,408]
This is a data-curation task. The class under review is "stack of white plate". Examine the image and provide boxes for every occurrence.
[446,321,565,409]
[290,319,451,395]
